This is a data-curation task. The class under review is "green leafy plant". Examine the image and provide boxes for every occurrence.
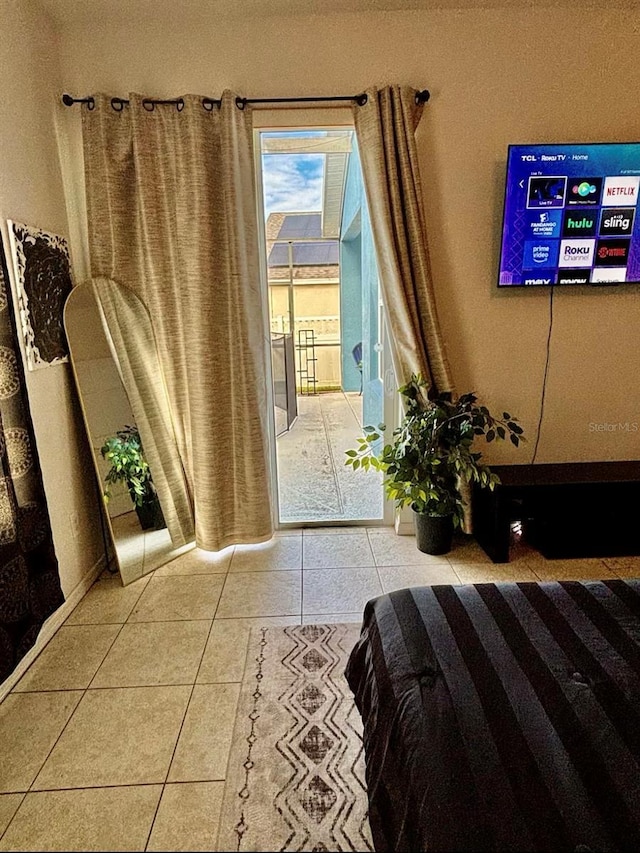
[345,374,525,527]
[100,424,157,508]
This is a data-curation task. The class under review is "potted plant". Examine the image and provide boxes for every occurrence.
[100,425,166,531]
[345,374,524,554]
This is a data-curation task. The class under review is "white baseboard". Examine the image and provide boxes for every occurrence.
[394,508,414,536]
[393,504,415,536]
[0,553,107,703]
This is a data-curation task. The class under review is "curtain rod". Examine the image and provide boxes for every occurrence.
[61,90,430,112]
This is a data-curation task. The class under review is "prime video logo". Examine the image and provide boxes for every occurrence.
[532,245,551,264]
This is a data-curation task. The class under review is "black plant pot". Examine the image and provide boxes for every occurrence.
[414,511,454,555]
[134,496,166,531]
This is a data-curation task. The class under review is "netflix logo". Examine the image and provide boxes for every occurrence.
[602,176,639,207]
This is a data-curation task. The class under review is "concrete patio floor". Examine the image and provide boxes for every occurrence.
[276,391,384,523]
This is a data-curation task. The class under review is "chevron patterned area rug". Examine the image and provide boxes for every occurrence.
[216,623,373,852]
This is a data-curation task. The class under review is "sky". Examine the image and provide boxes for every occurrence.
[261,132,327,219]
[261,154,324,219]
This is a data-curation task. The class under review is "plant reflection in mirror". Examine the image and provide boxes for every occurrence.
[100,424,165,530]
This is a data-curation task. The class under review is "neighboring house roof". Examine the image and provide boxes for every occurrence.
[266,212,339,282]
[269,242,339,266]
[278,213,322,238]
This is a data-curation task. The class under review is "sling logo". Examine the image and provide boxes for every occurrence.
[562,210,597,237]
[558,239,595,267]
[599,207,635,236]
[602,176,639,206]
[594,238,630,266]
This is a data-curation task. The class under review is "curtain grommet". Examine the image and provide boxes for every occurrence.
[111,98,125,112]
[235,96,247,110]
[142,99,155,112]
[176,98,185,112]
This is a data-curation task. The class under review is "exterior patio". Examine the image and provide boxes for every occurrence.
[276,391,383,523]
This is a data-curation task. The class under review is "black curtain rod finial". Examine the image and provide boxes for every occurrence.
[62,93,95,110]
[416,89,430,104]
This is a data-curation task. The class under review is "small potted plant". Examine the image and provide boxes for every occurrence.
[345,374,524,554]
[100,425,166,531]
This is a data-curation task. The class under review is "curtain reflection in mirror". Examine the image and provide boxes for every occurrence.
[91,277,194,546]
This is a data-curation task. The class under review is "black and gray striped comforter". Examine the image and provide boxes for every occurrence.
[345,580,640,852]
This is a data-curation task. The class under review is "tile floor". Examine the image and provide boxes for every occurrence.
[107,390,384,588]
[0,527,637,851]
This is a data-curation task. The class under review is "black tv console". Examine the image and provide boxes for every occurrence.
[472,461,640,563]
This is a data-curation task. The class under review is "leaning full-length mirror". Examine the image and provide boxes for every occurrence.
[64,282,195,585]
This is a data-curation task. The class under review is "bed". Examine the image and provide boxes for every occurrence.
[344,580,640,852]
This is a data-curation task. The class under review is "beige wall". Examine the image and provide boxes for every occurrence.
[0,0,105,599]
[0,1,635,618]
[52,4,640,465]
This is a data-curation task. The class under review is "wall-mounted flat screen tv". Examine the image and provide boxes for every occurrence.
[498,143,640,286]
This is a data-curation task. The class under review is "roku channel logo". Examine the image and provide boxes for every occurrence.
[558,239,595,267]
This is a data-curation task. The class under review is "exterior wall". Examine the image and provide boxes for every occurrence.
[339,234,363,393]
[341,140,382,425]
[341,139,364,393]
[269,282,341,388]
[361,208,383,430]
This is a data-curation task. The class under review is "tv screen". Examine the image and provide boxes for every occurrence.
[498,143,640,286]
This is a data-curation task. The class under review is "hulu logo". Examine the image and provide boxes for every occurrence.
[563,214,595,236]
[568,216,593,229]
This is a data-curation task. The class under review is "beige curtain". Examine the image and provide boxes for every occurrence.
[353,85,452,394]
[354,85,473,532]
[82,92,273,550]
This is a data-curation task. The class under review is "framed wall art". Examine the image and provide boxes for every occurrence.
[7,220,73,370]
